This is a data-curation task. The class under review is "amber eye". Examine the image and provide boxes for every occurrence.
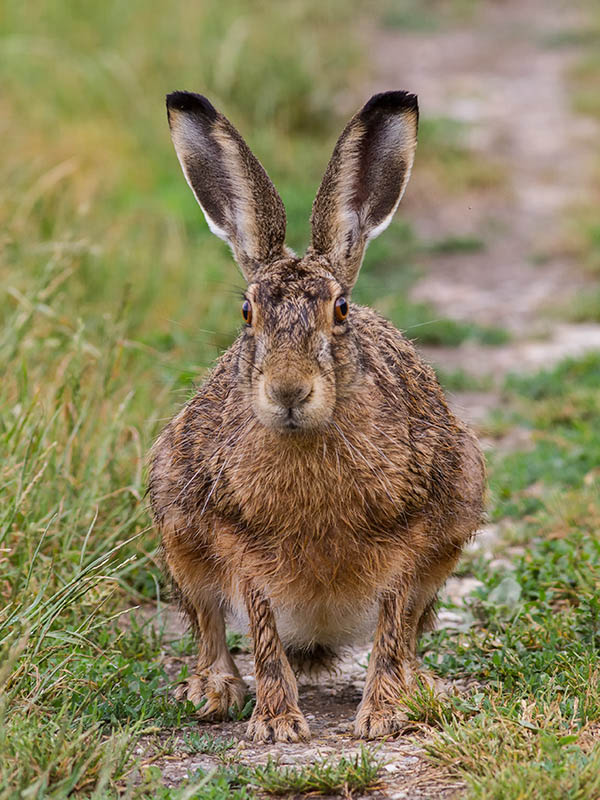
[334,296,349,323]
[242,299,252,325]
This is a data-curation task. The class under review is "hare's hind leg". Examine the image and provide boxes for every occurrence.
[354,574,418,738]
[244,586,310,743]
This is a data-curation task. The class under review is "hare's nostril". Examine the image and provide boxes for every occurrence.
[267,381,313,409]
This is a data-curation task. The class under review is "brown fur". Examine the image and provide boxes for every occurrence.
[150,91,486,741]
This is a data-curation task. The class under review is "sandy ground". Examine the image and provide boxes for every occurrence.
[147,1,600,796]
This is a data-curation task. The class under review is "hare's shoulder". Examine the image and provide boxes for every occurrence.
[351,305,446,403]
[160,343,239,442]
[148,342,242,512]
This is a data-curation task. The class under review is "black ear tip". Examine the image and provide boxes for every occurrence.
[362,90,419,117]
[166,91,218,121]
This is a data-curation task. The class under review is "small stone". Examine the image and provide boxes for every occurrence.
[443,576,484,605]
[333,722,351,733]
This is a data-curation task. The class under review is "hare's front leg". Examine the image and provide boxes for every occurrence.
[354,575,423,738]
[173,592,248,719]
[244,586,310,743]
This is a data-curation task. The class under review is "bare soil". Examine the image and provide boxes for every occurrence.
[142,606,462,799]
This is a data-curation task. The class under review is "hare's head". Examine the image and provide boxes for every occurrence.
[167,90,418,432]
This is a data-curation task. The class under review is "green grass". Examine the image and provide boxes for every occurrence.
[489,352,600,519]
[2,0,488,795]
[427,234,486,255]
[560,211,600,276]
[228,748,382,796]
[570,46,600,121]
[563,0,600,291]
[417,116,506,194]
[414,351,600,798]
[380,0,480,32]
[564,286,600,323]
[434,368,492,393]
[354,223,510,347]
[0,1,389,796]
[118,747,382,799]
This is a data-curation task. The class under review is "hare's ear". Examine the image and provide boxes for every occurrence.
[309,91,418,289]
[166,92,287,281]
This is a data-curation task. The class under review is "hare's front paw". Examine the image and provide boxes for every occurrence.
[174,670,247,720]
[353,702,407,739]
[247,707,311,743]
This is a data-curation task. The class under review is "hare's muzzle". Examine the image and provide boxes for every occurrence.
[255,371,332,433]
[266,380,313,410]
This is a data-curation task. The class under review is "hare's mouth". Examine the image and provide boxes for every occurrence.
[265,407,307,433]
[283,408,302,431]
[256,404,331,434]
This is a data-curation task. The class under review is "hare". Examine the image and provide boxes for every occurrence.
[149,90,485,742]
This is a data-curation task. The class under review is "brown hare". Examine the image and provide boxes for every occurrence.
[149,90,485,742]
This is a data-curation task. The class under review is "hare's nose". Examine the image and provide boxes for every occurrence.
[268,380,313,409]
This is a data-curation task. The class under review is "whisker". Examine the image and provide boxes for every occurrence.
[236,351,264,377]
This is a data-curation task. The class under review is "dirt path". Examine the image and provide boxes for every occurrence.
[369,0,600,401]
[151,3,599,797]
[147,607,462,800]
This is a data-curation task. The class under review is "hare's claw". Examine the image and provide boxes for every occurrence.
[174,670,247,720]
[247,708,310,743]
[354,703,408,739]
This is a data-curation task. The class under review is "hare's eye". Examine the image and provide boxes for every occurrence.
[242,299,252,325]
[334,296,349,323]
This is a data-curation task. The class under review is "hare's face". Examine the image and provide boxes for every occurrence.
[238,260,359,433]
[166,90,418,429]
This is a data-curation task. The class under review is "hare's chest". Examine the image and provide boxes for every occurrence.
[223,448,403,542]
[216,454,412,605]
[217,422,417,534]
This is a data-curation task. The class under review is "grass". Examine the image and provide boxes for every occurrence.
[558,209,600,277]
[434,368,492,393]
[355,223,510,347]
[2,0,493,795]
[417,116,506,194]
[380,0,480,32]
[427,234,486,255]
[489,352,600,520]
[0,0,391,796]
[125,747,382,799]
[564,286,600,323]
[561,0,600,286]
[229,748,382,796]
[569,11,600,124]
[414,351,600,798]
